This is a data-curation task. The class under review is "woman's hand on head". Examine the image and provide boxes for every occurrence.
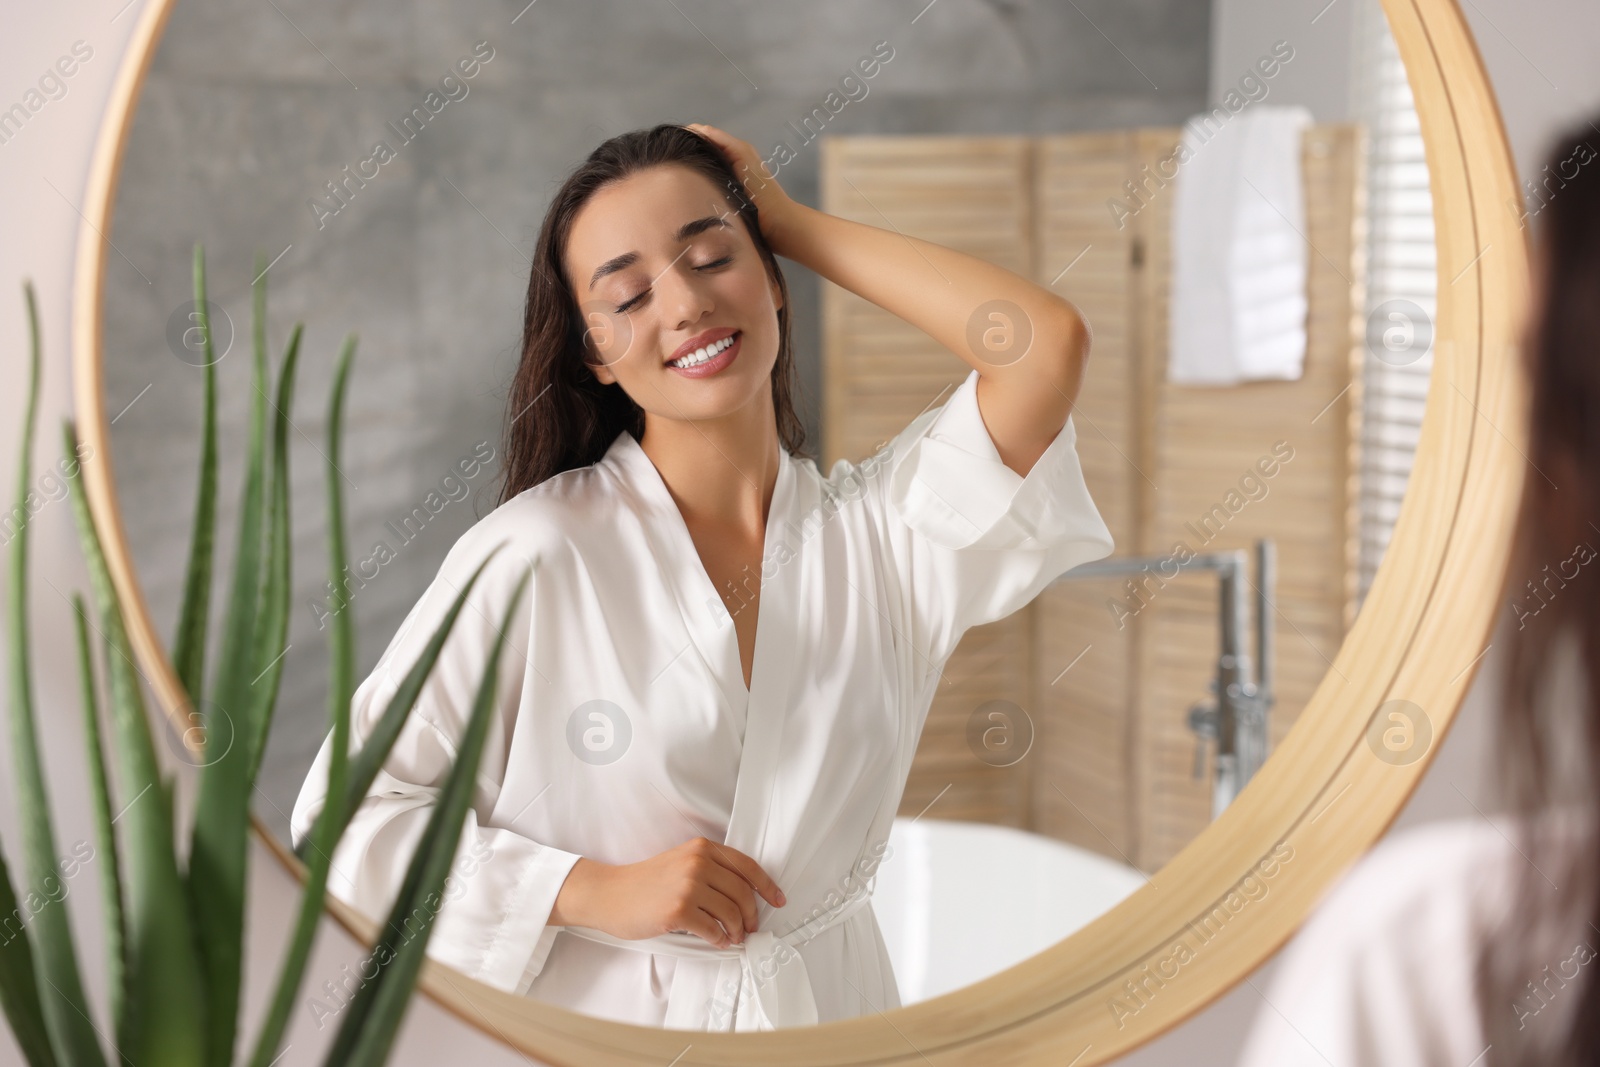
[685,122,801,256]
[553,836,787,949]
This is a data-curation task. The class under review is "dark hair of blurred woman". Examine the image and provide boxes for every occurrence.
[1475,111,1600,1065]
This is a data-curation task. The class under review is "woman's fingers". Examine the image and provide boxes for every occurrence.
[682,882,746,948]
[699,859,764,934]
[675,902,735,948]
[686,123,761,181]
[646,837,788,948]
[684,123,798,252]
[684,122,724,150]
[708,842,787,910]
[690,124,745,166]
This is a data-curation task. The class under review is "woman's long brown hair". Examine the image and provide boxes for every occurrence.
[1473,112,1600,1065]
[495,123,809,507]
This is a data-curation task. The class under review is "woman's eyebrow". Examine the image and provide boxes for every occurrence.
[587,214,732,291]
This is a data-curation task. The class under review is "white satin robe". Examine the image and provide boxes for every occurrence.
[290,367,1115,1030]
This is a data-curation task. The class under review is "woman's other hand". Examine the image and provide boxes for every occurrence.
[551,836,787,948]
[685,122,801,256]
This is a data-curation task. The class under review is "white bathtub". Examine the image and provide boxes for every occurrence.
[869,817,1148,1003]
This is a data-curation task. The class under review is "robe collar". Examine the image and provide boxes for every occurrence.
[597,430,872,1029]
[600,427,800,856]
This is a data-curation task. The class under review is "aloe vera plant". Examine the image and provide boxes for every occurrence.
[1,252,530,1066]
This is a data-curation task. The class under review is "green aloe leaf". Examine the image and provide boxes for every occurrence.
[0,839,58,1067]
[323,564,534,1067]
[244,320,302,787]
[172,243,218,709]
[69,594,126,1052]
[291,543,510,865]
[7,282,106,1067]
[188,249,272,1067]
[246,334,358,1067]
[63,419,204,1067]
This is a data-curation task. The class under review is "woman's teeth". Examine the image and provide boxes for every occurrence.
[669,332,736,368]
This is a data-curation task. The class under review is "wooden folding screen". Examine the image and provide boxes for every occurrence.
[820,125,1365,871]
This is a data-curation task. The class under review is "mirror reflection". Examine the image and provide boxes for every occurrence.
[103,0,1435,1031]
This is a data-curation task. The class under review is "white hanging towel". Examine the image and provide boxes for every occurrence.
[1168,105,1314,385]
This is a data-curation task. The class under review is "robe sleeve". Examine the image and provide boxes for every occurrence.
[289,533,584,996]
[871,366,1116,666]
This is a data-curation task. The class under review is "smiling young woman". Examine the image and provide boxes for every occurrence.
[290,121,1116,1031]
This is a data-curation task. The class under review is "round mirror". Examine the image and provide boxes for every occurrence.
[73,0,1527,1059]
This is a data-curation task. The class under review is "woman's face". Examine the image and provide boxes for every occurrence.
[563,163,783,425]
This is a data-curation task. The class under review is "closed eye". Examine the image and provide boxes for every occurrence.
[613,255,734,315]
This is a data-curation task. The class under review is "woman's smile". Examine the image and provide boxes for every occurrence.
[665,329,741,377]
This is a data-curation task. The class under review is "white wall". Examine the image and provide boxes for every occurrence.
[3,2,1598,1065]
[1209,0,1357,124]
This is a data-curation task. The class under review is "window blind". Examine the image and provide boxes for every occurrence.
[1351,0,1438,608]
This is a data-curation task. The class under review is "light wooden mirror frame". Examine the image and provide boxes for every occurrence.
[69,0,1527,1062]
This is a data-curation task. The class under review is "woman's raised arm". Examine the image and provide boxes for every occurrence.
[687,122,1090,480]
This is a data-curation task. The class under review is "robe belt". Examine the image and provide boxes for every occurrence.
[558,885,875,1029]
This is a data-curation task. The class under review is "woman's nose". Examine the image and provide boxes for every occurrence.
[662,263,714,331]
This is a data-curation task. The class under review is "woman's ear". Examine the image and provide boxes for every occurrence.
[585,348,619,387]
